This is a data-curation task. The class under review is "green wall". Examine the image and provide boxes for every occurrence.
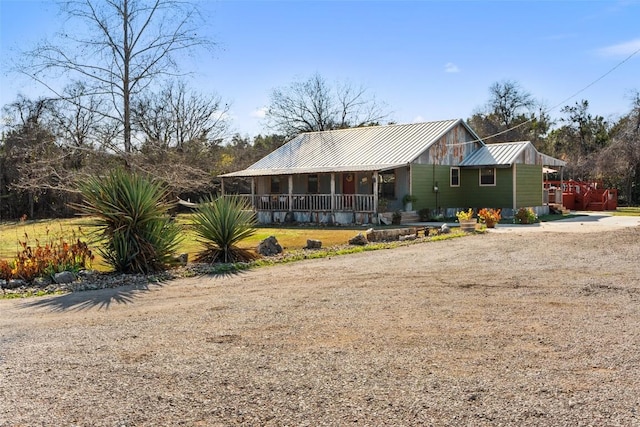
[412,164,464,210]
[460,168,513,208]
[516,164,543,207]
[412,164,531,209]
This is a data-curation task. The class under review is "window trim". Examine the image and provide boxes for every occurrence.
[479,167,496,186]
[450,167,460,187]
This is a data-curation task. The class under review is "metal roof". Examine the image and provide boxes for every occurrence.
[459,141,566,168]
[459,141,529,167]
[221,119,481,177]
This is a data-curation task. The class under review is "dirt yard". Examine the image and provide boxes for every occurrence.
[1,224,639,426]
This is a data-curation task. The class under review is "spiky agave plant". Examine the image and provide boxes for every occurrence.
[74,169,182,274]
[192,195,258,263]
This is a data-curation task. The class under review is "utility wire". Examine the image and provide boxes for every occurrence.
[449,45,640,146]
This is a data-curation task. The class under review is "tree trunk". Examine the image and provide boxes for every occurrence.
[122,0,131,153]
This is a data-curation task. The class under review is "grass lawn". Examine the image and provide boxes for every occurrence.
[609,206,640,216]
[0,215,388,271]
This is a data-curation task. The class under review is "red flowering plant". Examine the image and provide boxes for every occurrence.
[478,208,501,227]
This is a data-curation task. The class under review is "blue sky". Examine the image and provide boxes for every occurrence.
[1,0,639,138]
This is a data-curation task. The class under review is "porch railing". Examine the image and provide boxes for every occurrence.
[226,194,376,213]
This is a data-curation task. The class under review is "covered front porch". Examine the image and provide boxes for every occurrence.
[220,168,410,225]
[230,193,377,224]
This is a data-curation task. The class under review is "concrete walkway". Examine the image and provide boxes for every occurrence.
[410,212,640,234]
[486,212,640,234]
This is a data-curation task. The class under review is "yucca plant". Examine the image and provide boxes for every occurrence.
[74,169,182,274]
[192,195,258,263]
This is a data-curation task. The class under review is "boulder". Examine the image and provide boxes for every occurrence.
[257,236,283,256]
[174,253,189,266]
[399,234,417,241]
[440,224,451,234]
[7,279,27,289]
[349,233,368,246]
[54,271,76,284]
[305,239,322,249]
[284,211,295,223]
[33,276,52,287]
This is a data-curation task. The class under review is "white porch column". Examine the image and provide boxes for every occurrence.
[251,178,256,209]
[330,173,336,212]
[560,166,564,205]
[512,164,517,211]
[288,175,293,211]
[373,171,379,213]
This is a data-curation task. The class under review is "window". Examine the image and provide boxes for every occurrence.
[270,176,281,193]
[480,168,496,186]
[378,171,396,199]
[450,167,460,187]
[308,174,318,193]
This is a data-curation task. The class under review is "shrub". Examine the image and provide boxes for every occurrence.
[191,195,259,263]
[74,169,182,274]
[478,208,502,225]
[402,194,418,205]
[0,230,93,282]
[392,210,402,225]
[456,208,475,221]
[418,208,430,221]
[515,207,538,224]
[378,198,389,213]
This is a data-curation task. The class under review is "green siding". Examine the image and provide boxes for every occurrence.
[411,164,465,209]
[459,168,513,208]
[516,164,543,207]
[411,164,544,210]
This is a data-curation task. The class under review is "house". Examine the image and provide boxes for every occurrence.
[219,119,566,225]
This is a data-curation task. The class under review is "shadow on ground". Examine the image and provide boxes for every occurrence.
[19,282,163,312]
[17,268,248,312]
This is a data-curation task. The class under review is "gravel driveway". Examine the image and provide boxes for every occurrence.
[1,222,639,426]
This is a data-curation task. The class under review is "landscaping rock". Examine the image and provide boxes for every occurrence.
[284,212,295,223]
[305,239,322,249]
[257,236,283,256]
[349,233,368,246]
[7,279,27,289]
[399,234,417,241]
[33,276,52,287]
[440,224,451,234]
[174,253,189,266]
[54,271,76,284]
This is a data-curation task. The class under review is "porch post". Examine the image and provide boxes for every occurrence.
[288,175,293,212]
[560,166,564,203]
[220,178,225,197]
[373,171,379,213]
[330,173,336,212]
[512,164,517,211]
[251,178,256,209]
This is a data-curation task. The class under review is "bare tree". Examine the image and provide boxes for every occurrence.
[132,81,230,151]
[598,92,640,204]
[129,81,230,195]
[266,73,390,137]
[488,80,535,129]
[468,80,545,144]
[18,0,213,153]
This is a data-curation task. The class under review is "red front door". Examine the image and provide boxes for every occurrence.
[343,173,355,194]
[343,173,355,208]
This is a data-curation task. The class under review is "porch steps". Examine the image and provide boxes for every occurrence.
[549,203,570,215]
[400,211,420,224]
[587,202,605,211]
